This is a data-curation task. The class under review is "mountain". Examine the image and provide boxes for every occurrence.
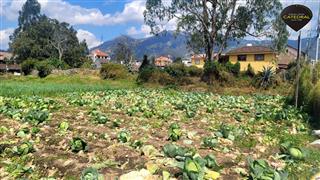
[288,37,320,60]
[92,31,319,60]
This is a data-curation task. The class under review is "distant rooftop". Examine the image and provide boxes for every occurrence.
[226,45,275,55]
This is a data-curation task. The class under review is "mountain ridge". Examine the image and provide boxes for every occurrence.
[92,31,320,60]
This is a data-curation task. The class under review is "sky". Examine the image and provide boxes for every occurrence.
[0,0,319,50]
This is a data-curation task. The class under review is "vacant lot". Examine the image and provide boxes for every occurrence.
[0,87,319,179]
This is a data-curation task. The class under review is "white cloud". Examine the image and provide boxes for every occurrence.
[76,29,102,48]
[1,0,146,26]
[127,24,151,37]
[0,28,14,50]
[127,24,152,37]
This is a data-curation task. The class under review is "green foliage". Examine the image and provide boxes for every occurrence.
[164,63,188,78]
[36,60,53,78]
[80,167,103,180]
[279,141,305,160]
[248,158,288,180]
[21,59,37,75]
[202,60,233,84]
[10,2,88,66]
[70,137,88,153]
[13,141,34,156]
[24,110,49,125]
[139,55,150,71]
[187,66,203,77]
[58,121,69,132]
[100,63,128,80]
[202,137,218,149]
[309,82,320,125]
[254,66,275,89]
[137,67,175,85]
[297,65,313,107]
[46,57,69,69]
[117,130,130,143]
[168,123,182,141]
[225,61,240,76]
[163,143,195,159]
[246,63,255,77]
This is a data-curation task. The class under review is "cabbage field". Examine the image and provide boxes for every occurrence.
[0,89,319,179]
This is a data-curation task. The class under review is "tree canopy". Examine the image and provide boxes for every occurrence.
[9,0,88,68]
[144,0,289,61]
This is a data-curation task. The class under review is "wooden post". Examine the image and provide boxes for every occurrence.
[294,31,301,108]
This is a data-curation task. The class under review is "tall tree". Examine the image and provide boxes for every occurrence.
[18,0,41,30]
[144,0,288,61]
[9,0,88,67]
[114,42,133,65]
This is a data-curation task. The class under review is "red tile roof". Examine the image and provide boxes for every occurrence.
[93,49,108,57]
[226,46,275,55]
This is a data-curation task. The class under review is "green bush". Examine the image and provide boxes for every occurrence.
[100,63,128,80]
[246,63,255,77]
[21,59,37,75]
[312,62,320,84]
[202,60,232,84]
[46,57,69,70]
[186,66,203,77]
[225,61,240,76]
[36,61,53,78]
[164,63,188,78]
[310,82,320,125]
[153,71,175,85]
[137,66,155,83]
[297,65,313,107]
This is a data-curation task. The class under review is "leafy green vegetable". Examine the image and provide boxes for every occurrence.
[117,130,130,143]
[168,123,182,141]
[80,167,103,180]
[202,137,218,149]
[13,141,34,155]
[204,154,220,170]
[70,137,89,153]
[24,110,49,125]
[59,121,69,132]
[130,140,143,149]
[163,143,195,159]
[248,158,288,180]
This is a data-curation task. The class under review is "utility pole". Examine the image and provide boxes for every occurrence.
[295,31,301,108]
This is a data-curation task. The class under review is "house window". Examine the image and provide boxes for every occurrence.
[237,55,246,61]
[195,59,200,64]
[254,54,264,61]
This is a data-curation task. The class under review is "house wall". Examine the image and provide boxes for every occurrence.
[191,57,206,68]
[229,53,277,72]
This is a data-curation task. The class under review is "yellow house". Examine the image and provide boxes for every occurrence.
[226,45,277,72]
[191,54,206,68]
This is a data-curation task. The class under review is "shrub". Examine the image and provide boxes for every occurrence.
[225,61,240,76]
[309,82,320,125]
[149,70,175,85]
[187,66,202,77]
[137,66,155,83]
[36,61,53,78]
[254,66,275,89]
[46,57,69,69]
[21,59,37,75]
[164,63,188,78]
[100,63,128,80]
[79,57,93,69]
[139,55,151,71]
[297,65,313,107]
[202,60,232,84]
[246,63,255,77]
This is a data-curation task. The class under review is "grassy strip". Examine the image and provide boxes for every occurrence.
[0,74,137,97]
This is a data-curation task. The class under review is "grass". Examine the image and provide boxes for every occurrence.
[0,74,137,97]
